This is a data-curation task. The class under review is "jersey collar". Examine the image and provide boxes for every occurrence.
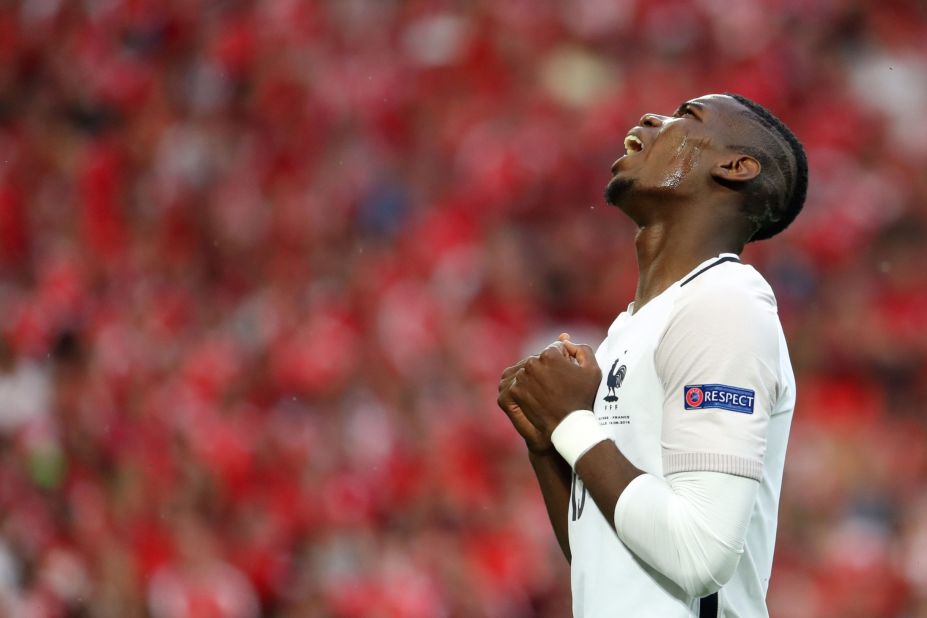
[626,253,742,316]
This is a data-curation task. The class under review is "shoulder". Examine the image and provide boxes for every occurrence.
[676,260,777,322]
[658,260,781,359]
[655,260,784,385]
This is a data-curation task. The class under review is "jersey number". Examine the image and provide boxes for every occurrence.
[571,472,587,521]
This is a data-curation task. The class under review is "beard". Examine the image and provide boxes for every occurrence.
[603,175,633,206]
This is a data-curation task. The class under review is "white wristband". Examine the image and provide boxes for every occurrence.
[551,410,609,468]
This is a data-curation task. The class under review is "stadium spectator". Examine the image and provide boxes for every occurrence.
[0,1,925,615]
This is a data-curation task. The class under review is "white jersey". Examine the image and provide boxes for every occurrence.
[568,253,795,617]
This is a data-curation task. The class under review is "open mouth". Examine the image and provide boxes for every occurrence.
[623,134,644,155]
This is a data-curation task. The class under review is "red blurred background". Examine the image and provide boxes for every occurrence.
[0,1,926,616]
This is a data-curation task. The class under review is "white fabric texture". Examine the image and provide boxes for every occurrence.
[656,263,781,481]
[614,470,759,598]
[566,254,796,617]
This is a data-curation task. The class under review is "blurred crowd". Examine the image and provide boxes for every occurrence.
[0,0,926,616]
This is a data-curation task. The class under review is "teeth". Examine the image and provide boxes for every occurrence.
[624,135,644,155]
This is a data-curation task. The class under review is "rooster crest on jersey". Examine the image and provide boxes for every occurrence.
[604,357,627,402]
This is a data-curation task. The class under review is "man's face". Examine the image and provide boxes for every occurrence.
[604,94,745,208]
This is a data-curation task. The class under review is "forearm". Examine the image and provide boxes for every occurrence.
[614,471,758,597]
[568,439,756,597]
[529,451,573,563]
[573,439,644,532]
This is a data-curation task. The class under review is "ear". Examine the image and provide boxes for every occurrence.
[711,154,761,185]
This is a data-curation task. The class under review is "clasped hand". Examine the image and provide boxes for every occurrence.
[497,334,602,454]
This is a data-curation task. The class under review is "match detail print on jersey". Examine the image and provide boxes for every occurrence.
[683,384,756,414]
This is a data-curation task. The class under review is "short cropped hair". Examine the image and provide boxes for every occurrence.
[724,94,808,242]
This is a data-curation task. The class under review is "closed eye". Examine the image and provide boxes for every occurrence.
[673,102,702,120]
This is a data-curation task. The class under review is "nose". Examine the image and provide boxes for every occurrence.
[640,113,664,127]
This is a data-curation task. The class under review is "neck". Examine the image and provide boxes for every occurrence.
[632,217,743,311]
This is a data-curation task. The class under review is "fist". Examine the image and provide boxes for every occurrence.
[508,340,602,435]
[496,336,574,454]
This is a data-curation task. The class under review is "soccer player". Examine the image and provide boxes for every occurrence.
[497,94,808,617]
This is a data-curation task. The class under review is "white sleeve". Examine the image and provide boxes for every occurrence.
[614,470,758,598]
[656,271,782,481]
